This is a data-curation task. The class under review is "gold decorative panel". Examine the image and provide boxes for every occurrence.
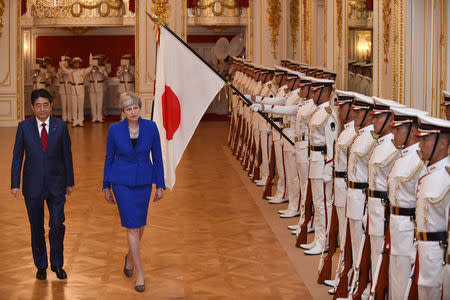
[187,0,247,27]
[266,0,281,59]
[150,0,171,25]
[0,0,5,37]
[289,0,299,57]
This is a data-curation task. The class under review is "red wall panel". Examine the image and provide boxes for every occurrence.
[36,35,135,75]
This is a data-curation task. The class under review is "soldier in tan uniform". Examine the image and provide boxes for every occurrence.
[87,55,109,122]
[56,56,73,122]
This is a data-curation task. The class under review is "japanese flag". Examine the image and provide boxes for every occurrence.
[153,26,224,189]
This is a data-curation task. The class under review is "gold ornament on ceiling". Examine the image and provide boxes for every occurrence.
[193,0,241,17]
[150,0,171,26]
[289,0,299,57]
[0,0,5,38]
[266,0,281,59]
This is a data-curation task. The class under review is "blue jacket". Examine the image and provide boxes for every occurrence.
[103,118,165,190]
[11,116,75,198]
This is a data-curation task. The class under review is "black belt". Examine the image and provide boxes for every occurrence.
[70,83,84,85]
[390,205,415,216]
[60,81,66,84]
[309,145,327,153]
[347,181,369,190]
[120,81,135,83]
[38,82,47,84]
[334,171,347,178]
[416,231,447,242]
[368,189,389,200]
[295,136,305,142]
[89,80,104,83]
[272,117,283,123]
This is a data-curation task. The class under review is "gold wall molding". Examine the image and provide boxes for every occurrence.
[0,0,10,86]
[289,0,299,58]
[302,0,309,62]
[392,0,398,101]
[382,0,391,63]
[0,0,5,37]
[266,0,281,59]
[31,0,125,18]
[337,0,342,49]
[150,0,171,25]
[249,0,253,60]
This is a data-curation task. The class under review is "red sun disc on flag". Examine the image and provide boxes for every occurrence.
[162,85,181,140]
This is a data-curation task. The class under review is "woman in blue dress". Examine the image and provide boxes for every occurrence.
[103,92,165,292]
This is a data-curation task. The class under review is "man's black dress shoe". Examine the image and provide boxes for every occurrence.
[51,266,67,280]
[36,268,47,280]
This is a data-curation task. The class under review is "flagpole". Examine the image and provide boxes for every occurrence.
[151,39,158,121]
[146,12,294,146]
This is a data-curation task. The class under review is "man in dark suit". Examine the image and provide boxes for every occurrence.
[11,89,74,280]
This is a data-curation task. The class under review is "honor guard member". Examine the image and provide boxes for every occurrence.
[87,55,109,122]
[366,97,405,296]
[387,107,428,300]
[415,115,450,300]
[62,57,91,127]
[265,67,290,203]
[289,76,316,234]
[442,91,450,120]
[325,90,358,290]
[252,68,278,186]
[32,58,51,91]
[345,94,375,284]
[43,56,56,81]
[301,78,339,255]
[56,56,73,122]
[117,54,135,94]
[251,72,303,217]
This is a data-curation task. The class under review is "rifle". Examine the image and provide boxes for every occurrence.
[232,114,242,155]
[350,232,371,300]
[371,228,390,300]
[263,141,276,199]
[318,203,339,283]
[333,222,353,299]
[228,108,235,147]
[371,203,391,300]
[252,135,263,181]
[247,131,256,175]
[236,118,247,160]
[296,180,313,246]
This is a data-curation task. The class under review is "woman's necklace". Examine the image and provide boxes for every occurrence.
[129,126,139,138]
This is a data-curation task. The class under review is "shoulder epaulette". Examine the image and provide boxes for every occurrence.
[371,131,379,140]
[325,106,332,114]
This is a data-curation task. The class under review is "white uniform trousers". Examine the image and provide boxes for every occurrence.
[89,91,104,121]
[349,219,364,268]
[272,140,287,200]
[389,255,410,300]
[332,206,348,287]
[418,286,441,300]
[295,161,309,224]
[251,126,261,177]
[310,179,332,249]
[60,93,71,122]
[285,149,300,211]
[259,130,272,183]
[369,235,385,289]
[71,93,85,124]
[443,265,449,300]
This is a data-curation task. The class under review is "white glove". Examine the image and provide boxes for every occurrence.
[323,163,333,182]
[251,104,262,112]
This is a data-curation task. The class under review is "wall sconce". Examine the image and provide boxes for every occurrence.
[356,33,372,61]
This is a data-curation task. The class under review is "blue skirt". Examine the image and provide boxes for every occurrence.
[112,184,152,228]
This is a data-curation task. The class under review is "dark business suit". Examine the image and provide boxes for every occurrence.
[11,116,74,269]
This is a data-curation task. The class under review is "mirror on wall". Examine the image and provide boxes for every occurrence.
[347,0,373,96]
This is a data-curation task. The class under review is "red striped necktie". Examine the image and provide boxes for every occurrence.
[41,123,48,152]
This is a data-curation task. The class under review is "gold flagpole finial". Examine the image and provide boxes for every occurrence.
[145,11,164,27]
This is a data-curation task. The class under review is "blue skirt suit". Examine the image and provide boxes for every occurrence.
[103,118,165,228]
